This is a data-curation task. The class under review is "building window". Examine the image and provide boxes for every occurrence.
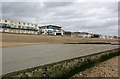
[5,20,7,22]
[0,23,3,27]
[18,26,21,28]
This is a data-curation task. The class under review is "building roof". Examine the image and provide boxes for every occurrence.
[39,25,61,28]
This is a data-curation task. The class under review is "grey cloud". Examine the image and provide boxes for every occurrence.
[43,2,72,8]
[1,2,118,36]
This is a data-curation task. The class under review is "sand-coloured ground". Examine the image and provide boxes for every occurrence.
[0,33,118,48]
[71,56,119,77]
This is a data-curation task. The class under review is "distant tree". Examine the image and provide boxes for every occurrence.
[92,34,100,38]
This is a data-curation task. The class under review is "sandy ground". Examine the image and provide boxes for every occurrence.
[0,33,118,48]
[71,56,119,78]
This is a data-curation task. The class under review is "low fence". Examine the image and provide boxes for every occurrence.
[2,48,120,79]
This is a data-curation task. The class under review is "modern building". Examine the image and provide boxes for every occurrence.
[63,31,93,38]
[63,31,72,37]
[1,19,116,39]
[39,25,64,36]
[0,19,38,34]
[99,35,116,39]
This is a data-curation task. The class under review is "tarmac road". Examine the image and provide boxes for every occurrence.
[2,44,119,75]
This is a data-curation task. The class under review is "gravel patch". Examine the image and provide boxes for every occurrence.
[71,56,119,78]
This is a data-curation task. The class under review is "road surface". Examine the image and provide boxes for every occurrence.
[2,44,119,75]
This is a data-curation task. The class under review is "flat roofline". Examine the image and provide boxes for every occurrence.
[1,19,38,25]
[39,25,61,28]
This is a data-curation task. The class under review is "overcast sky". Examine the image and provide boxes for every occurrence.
[1,2,118,36]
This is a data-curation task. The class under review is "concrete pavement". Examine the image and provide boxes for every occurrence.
[2,44,119,74]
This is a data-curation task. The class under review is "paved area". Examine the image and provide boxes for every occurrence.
[2,44,119,75]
